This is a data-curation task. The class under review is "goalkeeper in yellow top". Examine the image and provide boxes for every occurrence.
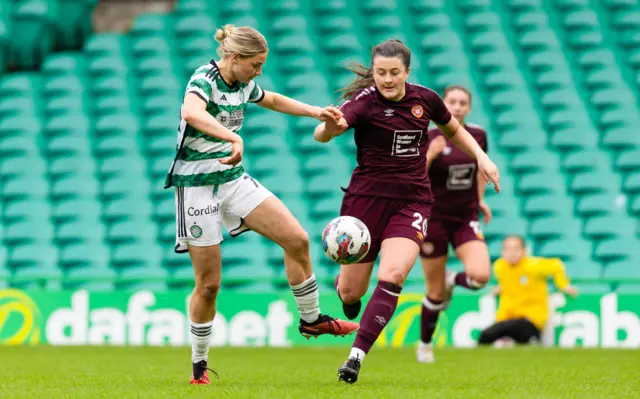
[478,235,578,345]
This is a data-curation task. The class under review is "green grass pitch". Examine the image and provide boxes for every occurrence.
[0,346,637,398]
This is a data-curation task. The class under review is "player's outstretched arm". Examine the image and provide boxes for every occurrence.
[257,91,343,121]
[313,117,349,143]
[436,118,501,193]
[182,93,244,165]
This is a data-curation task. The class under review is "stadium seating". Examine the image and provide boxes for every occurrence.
[1,0,639,292]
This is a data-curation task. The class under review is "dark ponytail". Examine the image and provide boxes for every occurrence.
[338,39,411,101]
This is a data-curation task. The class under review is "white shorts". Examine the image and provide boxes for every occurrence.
[174,173,273,252]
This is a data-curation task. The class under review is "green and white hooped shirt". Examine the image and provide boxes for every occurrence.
[164,59,265,188]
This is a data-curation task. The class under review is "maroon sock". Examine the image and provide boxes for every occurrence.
[421,296,446,344]
[455,272,482,290]
[352,280,402,354]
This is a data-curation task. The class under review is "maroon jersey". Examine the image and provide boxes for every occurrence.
[338,82,452,201]
[428,124,488,221]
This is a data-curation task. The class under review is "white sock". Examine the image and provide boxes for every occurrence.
[350,347,366,363]
[190,320,213,363]
[290,274,321,323]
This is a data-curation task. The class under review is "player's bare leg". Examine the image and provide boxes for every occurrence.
[188,245,222,385]
[454,240,491,291]
[244,196,359,338]
[334,261,375,319]
[418,255,448,363]
[338,238,418,384]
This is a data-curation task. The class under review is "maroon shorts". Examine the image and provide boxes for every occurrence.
[420,217,485,258]
[340,193,432,263]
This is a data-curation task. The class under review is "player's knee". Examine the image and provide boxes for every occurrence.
[196,280,220,302]
[379,267,406,287]
[284,228,310,255]
[467,268,490,286]
[339,286,364,304]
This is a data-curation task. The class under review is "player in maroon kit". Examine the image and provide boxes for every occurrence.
[313,40,500,383]
[417,86,493,364]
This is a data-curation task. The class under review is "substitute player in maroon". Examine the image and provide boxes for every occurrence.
[417,86,493,363]
[313,40,500,384]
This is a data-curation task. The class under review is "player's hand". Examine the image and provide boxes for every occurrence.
[322,108,348,134]
[564,285,578,298]
[479,200,493,225]
[313,105,343,123]
[429,135,447,156]
[478,155,500,193]
[219,135,244,166]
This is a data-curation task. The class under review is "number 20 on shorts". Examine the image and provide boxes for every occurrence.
[412,212,428,236]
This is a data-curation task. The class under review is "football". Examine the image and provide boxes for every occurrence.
[321,216,371,264]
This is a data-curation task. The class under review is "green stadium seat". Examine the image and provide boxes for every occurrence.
[529,215,581,240]
[519,30,561,51]
[59,243,110,270]
[2,177,48,200]
[306,173,348,199]
[616,283,640,294]
[45,95,91,116]
[604,260,640,281]
[562,149,611,173]
[594,238,640,262]
[571,171,621,195]
[631,195,640,216]
[499,129,547,151]
[567,30,604,49]
[47,134,92,158]
[4,218,54,245]
[603,127,640,149]
[132,37,173,59]
[3,198,50,222]
[514,11,548,32]
[42,53,86,78]
[616,149,640,173]
[551,127,599,150]
[46,113,92,137]
[563,259,601,281]
[584,215,636,239]
[576,193,623,217]
[1,156,46,177]
[483,216,527,242]
[0,97,38,117]
[585,69,624,90]
[623,172,640,194]
[574,283,612,294]
[51,174,99,200]
[108,218,157,246]
[537,238,592,261]
[53,199,101,223]
[523,195,574,218]
[10,243,59,267]
[103,198,154,223]
[563,10,599,30]
[527,51,568,72]
[129,13,171,39]
[0,73,41,97]
[44,75,87,98]
[484,195,519,217]
[518,173,566,196]
[56,216,105,246]
[510,150,560,174]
